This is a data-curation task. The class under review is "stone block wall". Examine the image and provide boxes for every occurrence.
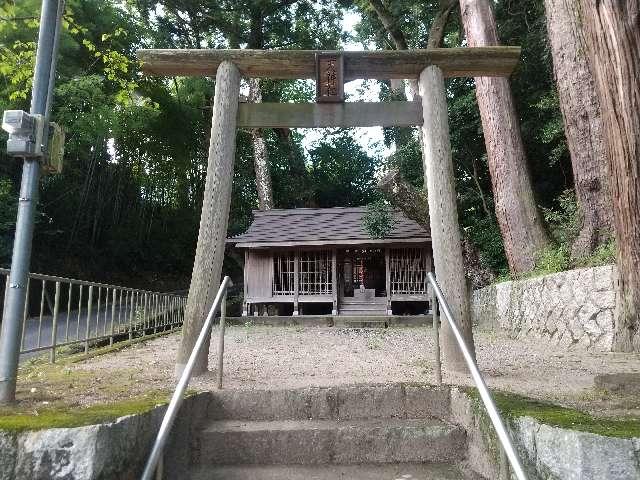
[472,265,616,351]
[450,387,640,480]
[0,393,211,480]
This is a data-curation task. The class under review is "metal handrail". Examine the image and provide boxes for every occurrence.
[427,272,527,480]
[140,276,232,480]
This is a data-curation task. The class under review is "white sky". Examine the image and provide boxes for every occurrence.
[299,10,394,159]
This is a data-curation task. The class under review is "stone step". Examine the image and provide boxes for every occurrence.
[333,318,388,328]
[189,463,468,479]
[338,302,387,310]
[206,384,451,421]
[195,418,466,465]
[341,298,387,305]
[338,310,387,317]
[339,305,388,312]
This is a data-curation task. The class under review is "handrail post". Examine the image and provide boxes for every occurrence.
[431,286,442,386]
[427,272,527,480]
[49,281,60,363]
[217,291,228,390]
[140,277,232,480]
[85,285,93,354]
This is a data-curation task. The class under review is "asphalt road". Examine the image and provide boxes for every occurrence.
[19,304,148,360]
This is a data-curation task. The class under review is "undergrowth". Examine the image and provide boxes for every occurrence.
[493,190,615,283]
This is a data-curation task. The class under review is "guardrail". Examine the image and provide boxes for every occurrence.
[427,272,527,480]
[141,276,231,480]
[0,268,187,362]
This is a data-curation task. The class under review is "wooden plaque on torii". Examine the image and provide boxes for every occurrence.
[315,53,344,102]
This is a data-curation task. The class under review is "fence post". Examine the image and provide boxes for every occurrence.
[110,288,117,346]
[85,285,93,354]
[20,278,30,351]
[50,281,60,363]
[432,287,442,386]
[217,291,227,389]
[128,291,135,340]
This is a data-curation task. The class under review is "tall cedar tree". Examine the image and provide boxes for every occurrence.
[580,1,640,352]
[459,0,550,274]
[543,0,612,260]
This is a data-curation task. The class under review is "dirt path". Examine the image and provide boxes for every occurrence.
[64,326,640,416]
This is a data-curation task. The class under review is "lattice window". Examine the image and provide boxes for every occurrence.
[273,251,295,295]
[390,248,429,295]
[299,250,332,295]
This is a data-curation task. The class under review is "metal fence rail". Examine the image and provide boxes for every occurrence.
[427,272,527,480]
[0,268,187,362]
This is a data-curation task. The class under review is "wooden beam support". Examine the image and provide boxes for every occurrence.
[385,248,392,315]
[331,249,337,315]
[293,250,299,316]
[137,47,520,79]
[237,101,422,128]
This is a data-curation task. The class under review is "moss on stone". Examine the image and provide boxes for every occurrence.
[464,387,640,438]
[0,391,170,432]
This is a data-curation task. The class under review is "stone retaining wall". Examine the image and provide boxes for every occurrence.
[0,393,211,480]
[471,265,617,351]
[450,388,640,480]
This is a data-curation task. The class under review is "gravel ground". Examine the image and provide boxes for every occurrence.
[70,326,640,416]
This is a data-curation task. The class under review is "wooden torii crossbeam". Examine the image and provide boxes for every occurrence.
[138,47,520,129]
[137,47,520,79]
[149,47,521,377]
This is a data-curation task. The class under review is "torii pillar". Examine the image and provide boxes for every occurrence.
[175,61,240,377]
[420,65,474,370]
[137,47,520,376]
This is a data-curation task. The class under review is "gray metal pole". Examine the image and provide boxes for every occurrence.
[0,0,64,404]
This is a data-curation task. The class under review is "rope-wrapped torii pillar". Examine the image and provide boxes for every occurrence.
[175,61,240,377]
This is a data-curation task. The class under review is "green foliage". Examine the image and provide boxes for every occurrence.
[575,240,616,268]
[532,244,571,276]
[542,189,580,245]
[362,200,395,239]
[465,216,509,276]
[354,0,572,278]
[0,178,17,264]
[307,130,380,207]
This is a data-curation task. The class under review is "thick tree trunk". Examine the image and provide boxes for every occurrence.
[379,169,494,289]
[248,78,274,210]
[378,168,430,228]
[544,0,612,259]
[580,2,640,352]
[459,0,549,274]
[176,61,240,377]
[420,65,476,372]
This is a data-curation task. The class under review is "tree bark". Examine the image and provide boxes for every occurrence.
[543,0,612,260]
[378,168,430,228]
[176,61,240,377]
[248,78,274,210]
[420,65,476,371]
[459,0,549,274]
[579,1,640,352]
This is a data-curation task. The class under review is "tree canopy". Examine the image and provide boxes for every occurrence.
[0,0,612,290]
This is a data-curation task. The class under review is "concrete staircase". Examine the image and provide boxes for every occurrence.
[339,296,388,316]
[186,384,479,479]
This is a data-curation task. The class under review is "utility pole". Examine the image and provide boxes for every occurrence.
[0,0,64,404]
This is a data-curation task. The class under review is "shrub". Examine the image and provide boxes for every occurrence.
[362,200,395,239]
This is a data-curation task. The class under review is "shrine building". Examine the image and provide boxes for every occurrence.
[228,207,432,317]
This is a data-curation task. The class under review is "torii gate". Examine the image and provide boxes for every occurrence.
[136,47,520,375]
